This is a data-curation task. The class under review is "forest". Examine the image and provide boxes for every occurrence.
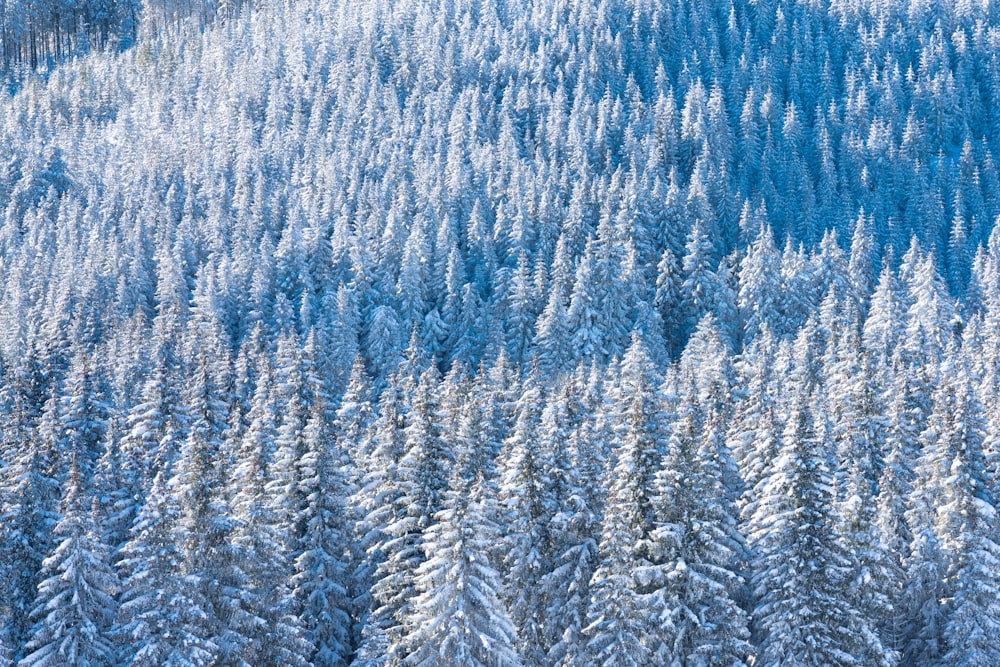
[0,0,999,665]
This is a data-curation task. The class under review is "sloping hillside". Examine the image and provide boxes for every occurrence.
[0,0,999,665]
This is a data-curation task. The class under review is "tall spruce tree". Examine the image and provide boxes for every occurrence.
[402,467,521,667]
[365,366,452,666]
[648,377,751,666]
[577,334,668,666]
[935,374,1000,666]
[749,330,896,667]
[115,471,217,667]
[19,460,119,667]
[498,373,554,664]
[292,398,355,666]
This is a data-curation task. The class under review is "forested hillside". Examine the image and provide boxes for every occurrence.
[1,0,1000,664]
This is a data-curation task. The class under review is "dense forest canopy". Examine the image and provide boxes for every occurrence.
[0,0,255,75]
[0,0,1000,665]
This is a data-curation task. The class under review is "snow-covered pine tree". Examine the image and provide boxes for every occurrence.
[228,361,312,667]
[566,221,630,365]
[934,371,1000,666]
[59,351,110,485]
[498,371,554,664]
[538,369,603,666]
[837,452,898,653]
[19,459,119,667]
[353,373,411,667]
[335,353,374,471]
[730,323,781,503]
[93,420,139,556]
[506,248,540,367]
[863,260,906,377]
[577,333,668,666]
[170,347,246,663]
[0,396,61,658]
[647,376,751,666]
[115,471,217,667]
[738,221,782,345]
[401,467,521,667]
[578,474,652,667]
[268,329,313,546]
[901,356,969,666]
[749,329,896,667]
[848,211,878,312]
[876,366,921,652]
[679,314,742,504]
[117,334,186,495]
[610,332,669,556]
[292,395,355,666]
[365,366,452,666]
[655,247,684,357]
[681,218,724,344]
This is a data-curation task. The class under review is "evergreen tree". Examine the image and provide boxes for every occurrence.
[228,364,312,667]
[170,349,246,664]
[506,249,539,366]
[653,246,684,358]
[19,460,119,667]
[566,225,630,365]
[366,366,452,666]
[292,398,355,667]
[577,334,667,666]
[749,332,896,667]
[537,378,601,665]
[681,219,724,343]
[401,469,521,667]
[497,373,554,664]
[738,222,782,345]
[730,324,780,502]
[837,454,897,648]
[578,473,651,667]
[115,472,217,667]
[610,333,669,553]
[848,212,878,310]
[863,261,905,376]
[902,364,964,666]
[935,374,1000,667]
[534,277,570,378]
[876,371,921,652]
[353,374,410,666]
[335,354,374,471]
[0,392,62,656]
[60,352,110,485]
[648,380,752,666]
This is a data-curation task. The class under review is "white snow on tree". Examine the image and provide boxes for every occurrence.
[20,459,119,667]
